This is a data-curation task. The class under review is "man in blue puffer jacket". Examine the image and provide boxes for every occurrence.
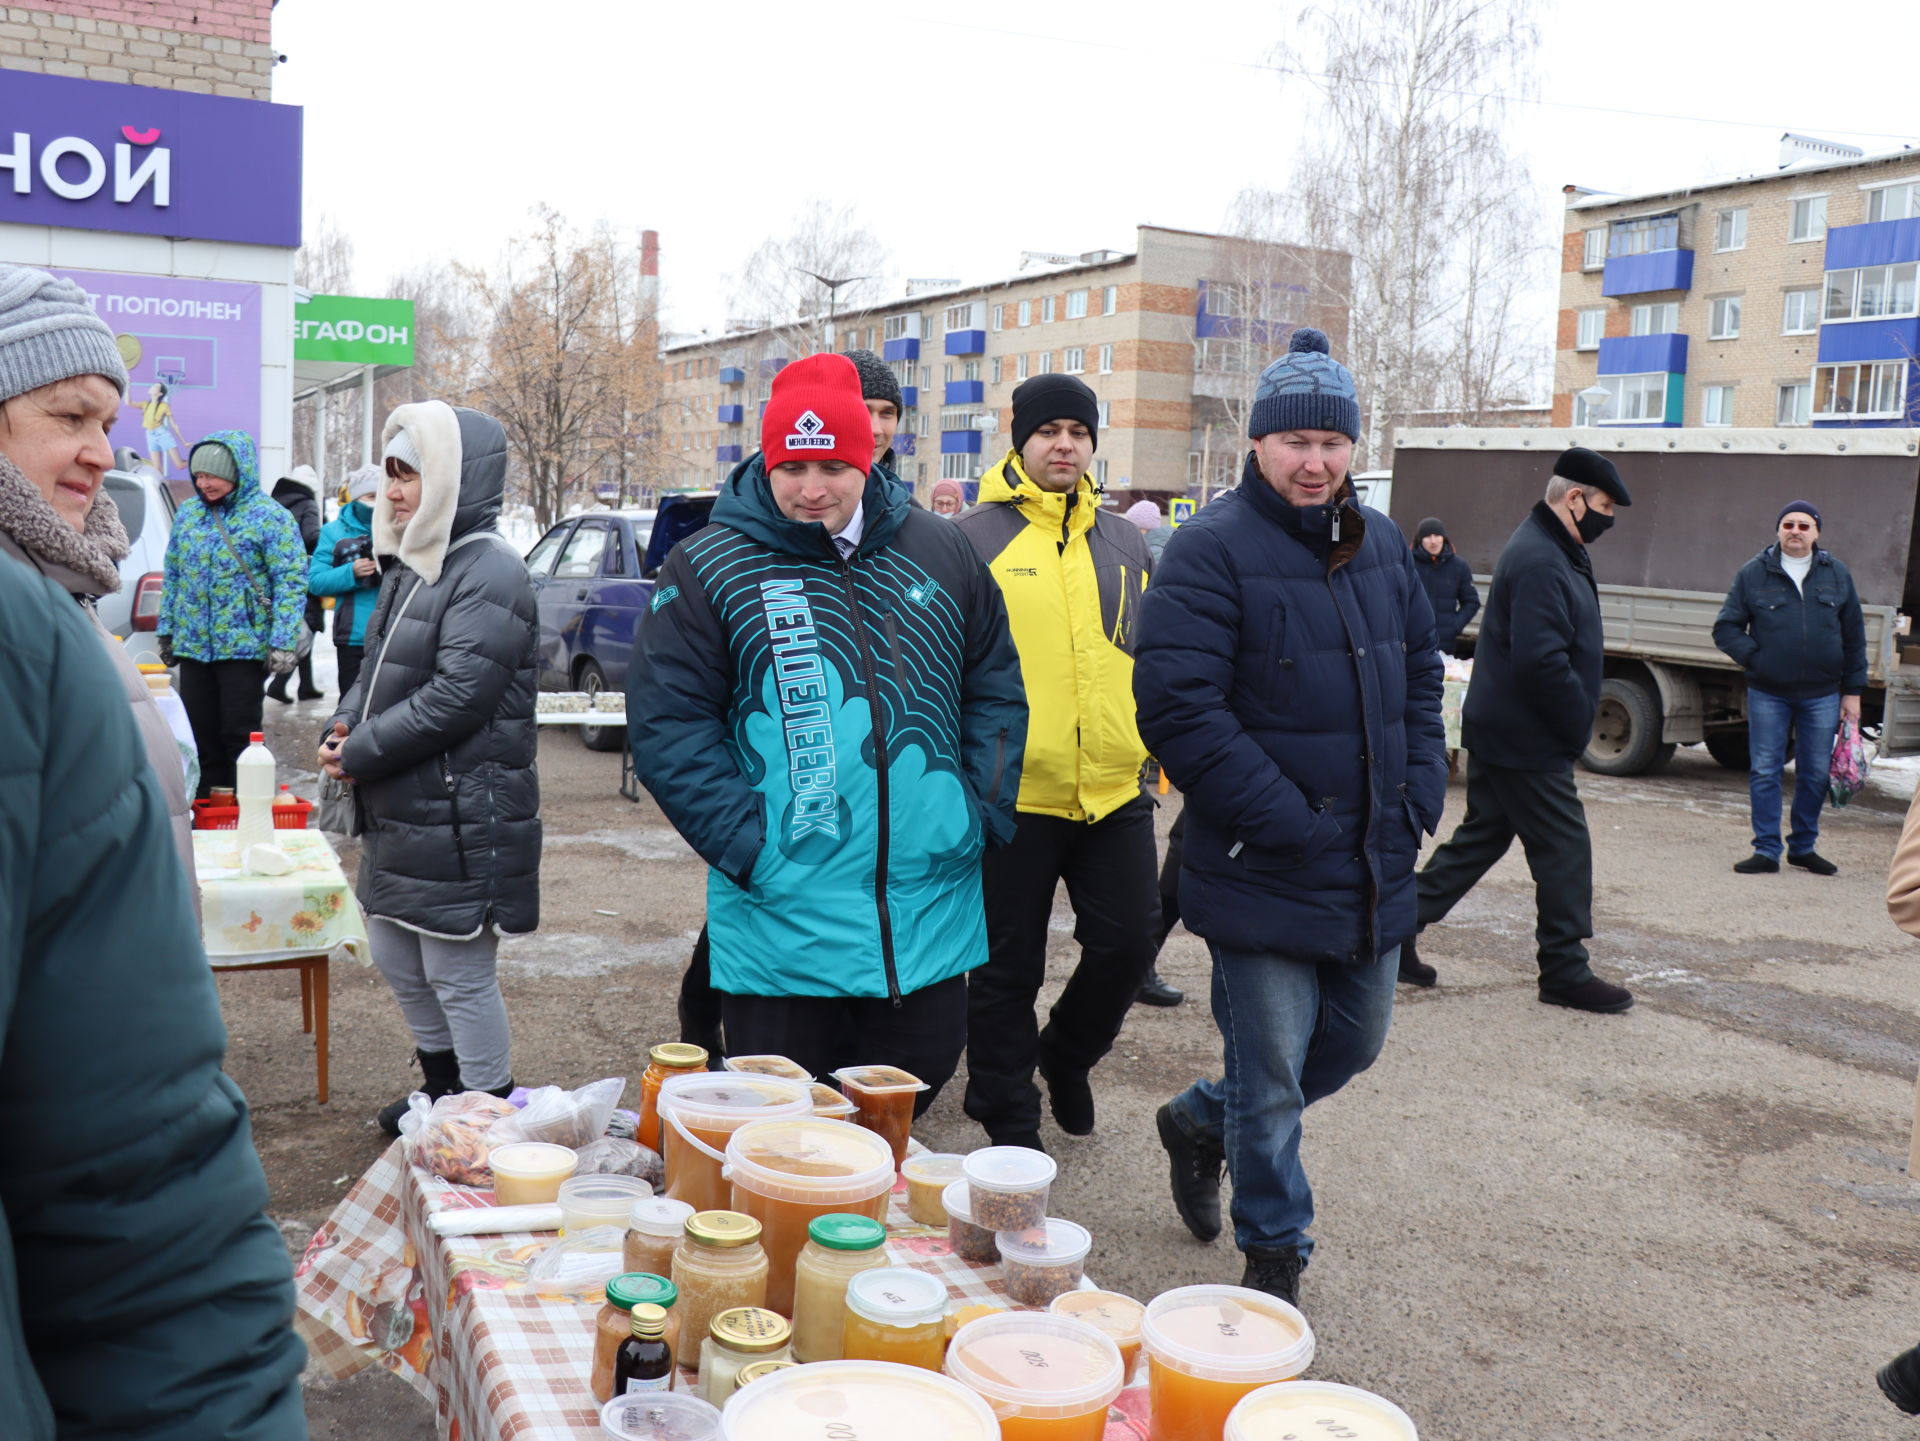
[628,354,1026,1100]
[1133,329,1445,1309]
[309,464,383,697]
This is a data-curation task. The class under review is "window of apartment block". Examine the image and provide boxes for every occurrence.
[1708,296,1743,340]
[1790,196,1828,243]
[885,313,922,341]
[920,366,932,389]
[1018,299,1032,327]
[1575,307,1605,350]
[1588,372,1667,423]
[1097,401,1111,428]
[1067,289,1089,319]
[1608,213,1679,257]
[1824,262,1919,321]
[943,363,954,385]
[1016,352,1030,380]
[1102,285,1118,315]
[1095,459,1108,485]
[1701,384,1735,426]
[1715,209,1748,252]
[991,357,1003,384]
[1776,381,1812,426]
[1813,360,1908,419]
[941,453,976,481]
[1042,296,1057,323]
[1867,181,1920,223]
[1099,344,1113,373]
[1582,228,1605,269]
[945,301,982,331]
[1629,301,1679,335]
[963,360,980,382]
[1064,347,1085,373]
[1038,351,1054,374]
[1782,289,1820,334]
[993,304,1005,331]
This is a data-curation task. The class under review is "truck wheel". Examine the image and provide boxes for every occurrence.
[1583,677,1675,776]
[1704,728,1750,771]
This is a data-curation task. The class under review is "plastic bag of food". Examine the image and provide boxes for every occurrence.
[489,1076,626,1150]
[526,1228,629,1295]
[1829,717,1874,807]
[399,1091,519,1184]
[573,1135,664,1189]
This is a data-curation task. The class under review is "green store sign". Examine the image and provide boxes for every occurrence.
[295,293,415,365]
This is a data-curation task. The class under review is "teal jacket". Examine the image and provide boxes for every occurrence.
[0,559,305,1440]
[627,457,1027,1000]
[309,499,379,647]
[159,429,307,661]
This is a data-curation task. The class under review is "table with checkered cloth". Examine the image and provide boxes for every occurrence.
[295,1140,1153,1439]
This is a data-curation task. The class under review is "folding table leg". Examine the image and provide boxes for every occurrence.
[300,962,313,1034]
[311,956,330,1105]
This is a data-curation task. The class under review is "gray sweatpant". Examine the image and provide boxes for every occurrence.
[369,918,512,1091]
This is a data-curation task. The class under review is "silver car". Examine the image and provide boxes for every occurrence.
[97,457,175,665]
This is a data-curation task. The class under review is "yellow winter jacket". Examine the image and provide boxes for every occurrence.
[954,453,1151,822]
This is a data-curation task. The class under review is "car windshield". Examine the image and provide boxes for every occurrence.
[103,473,146,543]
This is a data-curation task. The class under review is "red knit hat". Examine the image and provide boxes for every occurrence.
[761,353,874,472]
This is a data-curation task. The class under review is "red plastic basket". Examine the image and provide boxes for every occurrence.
[191,794,314,831]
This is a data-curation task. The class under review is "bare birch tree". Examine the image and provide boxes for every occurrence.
[1272,0,1546,464]
[727,199,889,357]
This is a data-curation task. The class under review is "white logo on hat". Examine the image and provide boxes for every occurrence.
[786,408,835,449]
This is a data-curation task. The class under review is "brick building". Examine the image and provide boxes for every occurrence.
[658,225,1348,504]
[1554,135,1920,430]
[0,1,275,96]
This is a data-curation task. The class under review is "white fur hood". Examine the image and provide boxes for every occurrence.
[375,400,464,584]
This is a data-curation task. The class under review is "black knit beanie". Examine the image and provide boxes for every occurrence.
[1415,516,1446,543]
[845,348,903,415]
[1011,373,1100,453]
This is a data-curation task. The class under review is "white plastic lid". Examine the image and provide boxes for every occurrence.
[1226,1381,1419,1441]
[941,1179,977,1226]
[629,1196,696,1237]
[830,1065,928,1095]
[487,1141,577,1176]
[963,1145,1057,1193]
[657,1072,811,1131]
[900,1152,966,1186]
[844,1266,948,1326]
[1141,1285,1315,1384]
[944,1311,1124,1419]
[599,1389,723,1440]
[722,1116,895,1206]
[559,1174,653,1213]
[994,1217,1091,1268]
[717,1360,997,1441]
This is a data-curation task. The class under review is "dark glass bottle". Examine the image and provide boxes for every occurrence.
[612,1302,674,1395]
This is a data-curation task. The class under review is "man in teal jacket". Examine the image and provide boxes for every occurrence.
[0,558,306,1440]
[628,353,1026,1097]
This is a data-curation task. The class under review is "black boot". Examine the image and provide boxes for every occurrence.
[264,674,291,704]
[375,1047,462,1136]
[1240,1245,1305,1308]
[1156,1101,1224,1242]
[1398,932,1437,987]
[1135,966,1185,1007]
[1879,1342,1920,1415]
[296,652,322,701]
[1038,1048,1094,1136]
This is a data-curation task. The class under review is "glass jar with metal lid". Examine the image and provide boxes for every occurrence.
[734,1359,796,1392]
[697,1306,792,1406]
[638,1041,709,1153]
[668,1210,768,1373]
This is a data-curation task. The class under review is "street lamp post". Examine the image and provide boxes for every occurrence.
[1577,383,1612,427]
[793,268,872,351]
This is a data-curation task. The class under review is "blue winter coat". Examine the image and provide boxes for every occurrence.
[1134,461,1447,963]
[158,429,307,661]
[1712,544,1868,700]
[309,500,380,647]
[626,455,1027,1000]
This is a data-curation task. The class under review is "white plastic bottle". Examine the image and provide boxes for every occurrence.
[235,731,277,850]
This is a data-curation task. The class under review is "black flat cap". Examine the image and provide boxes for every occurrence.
[1554,446,1631,506]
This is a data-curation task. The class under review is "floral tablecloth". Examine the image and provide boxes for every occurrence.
[295,1140,1152,1441]
[192,828,370,967]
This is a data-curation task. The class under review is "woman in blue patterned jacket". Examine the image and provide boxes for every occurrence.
[158,428,307,795]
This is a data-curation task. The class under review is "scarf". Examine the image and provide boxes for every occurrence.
[0,451,129,595]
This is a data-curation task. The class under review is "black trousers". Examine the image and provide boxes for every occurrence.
[965,795,1160,1137]
[1414,754,1595,988]
[176,657,267,796]
[677,925,724,1056]
[718,975,966,1119]
[1153,808,1187,952]
[335,644,365,702]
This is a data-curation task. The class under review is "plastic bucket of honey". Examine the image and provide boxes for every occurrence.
[1140,1285,1315,1441]
[658,1073,810,1215]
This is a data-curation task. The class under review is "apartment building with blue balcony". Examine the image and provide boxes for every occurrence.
[1557,135,1920,431]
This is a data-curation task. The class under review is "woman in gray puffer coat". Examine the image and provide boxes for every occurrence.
[318,399,540,1133]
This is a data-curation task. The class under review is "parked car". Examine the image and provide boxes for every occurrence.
[98,457,175,666]
[525,492,718,750]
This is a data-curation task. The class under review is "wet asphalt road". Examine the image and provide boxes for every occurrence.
[243,650,1920,1439]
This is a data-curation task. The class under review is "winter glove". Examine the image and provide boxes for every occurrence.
[157,635,175,667]
[268,648,298,676]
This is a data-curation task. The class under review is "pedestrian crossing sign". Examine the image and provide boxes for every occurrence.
[1170,498,1196,525]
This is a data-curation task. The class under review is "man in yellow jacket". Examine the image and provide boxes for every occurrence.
[954,373,1157,1149]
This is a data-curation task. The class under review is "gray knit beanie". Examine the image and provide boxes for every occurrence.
[1248,328,1359,441]
[188,440,237,484]
[0,264,128,404]
[845,348,904,414]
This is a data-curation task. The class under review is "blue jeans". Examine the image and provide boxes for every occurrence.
[1168,943,1399,1258]
[1746,687,1840,859]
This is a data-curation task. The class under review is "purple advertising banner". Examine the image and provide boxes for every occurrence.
[53,267,261,476]
[2,69,301,248]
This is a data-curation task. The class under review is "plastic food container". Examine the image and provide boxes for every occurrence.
[944,1310,1125,1441]
[809,1083,857,1119]
[723,1116,895,1315]
[488,1142,578,1207]
[717,1359,999,1441]
[560,1174,654,1238]
[658,1073,811,1215]
[599,1389,722,1440]
[1050,1289,1146,1379]
[831,1065,928,1167]
[900,1152,966,1226]
[842,1267,949,1371]
[996,1218,1092,1307]
[723,1055,814,1081]
[624,1197,696,1279]
[1141,1285,1316,1441]
[964,1145,1056,1232]
[942,1179,998,1264]
[1227,1381,1419,1441]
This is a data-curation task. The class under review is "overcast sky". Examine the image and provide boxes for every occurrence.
[273,0,1920,383]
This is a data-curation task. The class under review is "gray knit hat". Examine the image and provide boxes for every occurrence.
[383,425,422,473]
[845,347,904,414]
[1248,328,1359,441]
[0,264,128,404]
[188,440,237,484]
